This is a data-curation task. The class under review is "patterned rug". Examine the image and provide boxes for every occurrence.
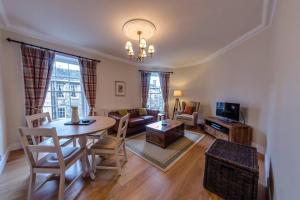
[125,130,205,172]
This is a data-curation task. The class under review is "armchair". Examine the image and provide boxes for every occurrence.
[175,101,200,127]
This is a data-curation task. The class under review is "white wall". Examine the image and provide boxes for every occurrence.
[0,30,7,159]
[170,29,271,153]
[169,0,300,198]
[97,58,141,111]
[264,0,300,199]
[0,29,141,151]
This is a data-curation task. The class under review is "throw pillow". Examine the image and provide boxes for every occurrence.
[183,105,194,115]
[139,108,148,116]
[118,109,128,116]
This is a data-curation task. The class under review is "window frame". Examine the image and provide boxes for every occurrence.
[147,73,164,112]
[43,54,88,120]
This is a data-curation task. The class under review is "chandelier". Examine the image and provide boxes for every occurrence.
[122,19,156,62]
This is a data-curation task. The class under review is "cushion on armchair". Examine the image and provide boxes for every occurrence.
[183,105,195,115]
[176,114,194,120]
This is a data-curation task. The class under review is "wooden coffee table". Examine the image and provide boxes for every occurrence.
[145,119,184,148]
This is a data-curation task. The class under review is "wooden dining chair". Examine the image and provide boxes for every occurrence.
[18,127,86,200]
[90,113,129,175]
[86,110,107,145]
[25,112,76,147]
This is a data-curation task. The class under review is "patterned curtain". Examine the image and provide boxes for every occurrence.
[159,73,170,118]
[79,58,97,116]
[141,71,152,108]
[21,44,55,116]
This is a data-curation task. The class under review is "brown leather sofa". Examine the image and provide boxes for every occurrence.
[108,108,159,136]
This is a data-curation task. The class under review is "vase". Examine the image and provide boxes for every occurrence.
[71,106,80,124]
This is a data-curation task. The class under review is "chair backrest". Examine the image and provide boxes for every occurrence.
[25,112,52,128]
[116,114,130,141]
[25,112,52,145]
[18,127,64,168]
[182,101,200,113]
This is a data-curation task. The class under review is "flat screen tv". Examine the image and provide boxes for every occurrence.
[216,102,240,122]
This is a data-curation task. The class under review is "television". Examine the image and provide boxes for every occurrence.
[216,102,240,122]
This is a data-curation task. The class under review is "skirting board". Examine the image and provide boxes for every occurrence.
[8,142,22,152]
[0,142,22,174]
[0,151,9,174]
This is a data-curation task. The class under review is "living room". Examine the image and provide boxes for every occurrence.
[0,0,298,200]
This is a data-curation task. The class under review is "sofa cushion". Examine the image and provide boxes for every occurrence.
[140,115,155,123]
[128,117,145,127]
[118,109,128,116]
[128,109,139,118]
[177,114,193,120]
[138,108,148,116]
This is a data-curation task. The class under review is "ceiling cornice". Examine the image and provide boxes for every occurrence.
[0,0,8,26]
[1,25,143,67]
[0,0,276,69]
[0,0,143,67]
[180,0,277,68]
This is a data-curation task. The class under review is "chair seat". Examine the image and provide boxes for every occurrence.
[36,147,83,168]
[88,130,107,137]
[90,136,122,150]
[176,114,194,120]
[40,137,73,146]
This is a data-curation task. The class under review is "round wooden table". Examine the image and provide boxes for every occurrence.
[41,116,116,180]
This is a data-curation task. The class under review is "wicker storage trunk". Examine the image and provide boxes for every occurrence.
[203,139,259,200]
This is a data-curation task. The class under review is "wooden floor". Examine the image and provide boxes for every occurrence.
[0,130,266,200]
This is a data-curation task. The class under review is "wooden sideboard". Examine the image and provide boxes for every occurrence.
[204,116,252,146]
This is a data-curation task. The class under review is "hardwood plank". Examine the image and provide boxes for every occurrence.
[0,129,266,200]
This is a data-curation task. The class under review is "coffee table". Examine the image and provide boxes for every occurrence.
[145,119,184,148]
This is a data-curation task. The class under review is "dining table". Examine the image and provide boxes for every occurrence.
[41,116,116,180]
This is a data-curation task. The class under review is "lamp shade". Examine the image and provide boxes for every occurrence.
[125,41,132,50]
[139,38,147,49]
[148,45,155,53]
[173,90,182,97]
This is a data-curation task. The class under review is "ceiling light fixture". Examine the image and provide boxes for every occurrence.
[123,19,156,62]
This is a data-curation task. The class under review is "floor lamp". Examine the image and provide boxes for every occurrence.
[172,90,182,119]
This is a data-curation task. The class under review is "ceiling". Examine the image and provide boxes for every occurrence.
[0,0,266,68]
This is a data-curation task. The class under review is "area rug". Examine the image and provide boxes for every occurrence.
[125,130,205,172]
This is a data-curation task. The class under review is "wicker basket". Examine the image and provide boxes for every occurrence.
[203,139,259,200]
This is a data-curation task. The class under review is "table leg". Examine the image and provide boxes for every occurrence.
[78,136,95,180]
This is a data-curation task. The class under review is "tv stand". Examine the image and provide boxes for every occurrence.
[204,116,252,146]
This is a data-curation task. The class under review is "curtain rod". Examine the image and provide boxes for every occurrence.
[139,70,173,74]
[6,38,101,63]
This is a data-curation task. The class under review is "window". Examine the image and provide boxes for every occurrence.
[147,73,164,112]
[43,54,88,120]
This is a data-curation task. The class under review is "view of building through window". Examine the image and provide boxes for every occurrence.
[43,54,88,120]
[147,73,164,112]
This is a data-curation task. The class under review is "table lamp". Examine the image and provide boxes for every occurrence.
[172,90,182,119]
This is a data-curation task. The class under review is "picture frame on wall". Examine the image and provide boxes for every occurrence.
[115,81,126,96]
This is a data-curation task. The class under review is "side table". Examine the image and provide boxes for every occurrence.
[204,139,259,200]
[157,113,165,121]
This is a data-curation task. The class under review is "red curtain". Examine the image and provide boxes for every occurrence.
[79,58,97,116]
[159,73,170,118]
[141,71,152,108]
[21,44,55,116]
